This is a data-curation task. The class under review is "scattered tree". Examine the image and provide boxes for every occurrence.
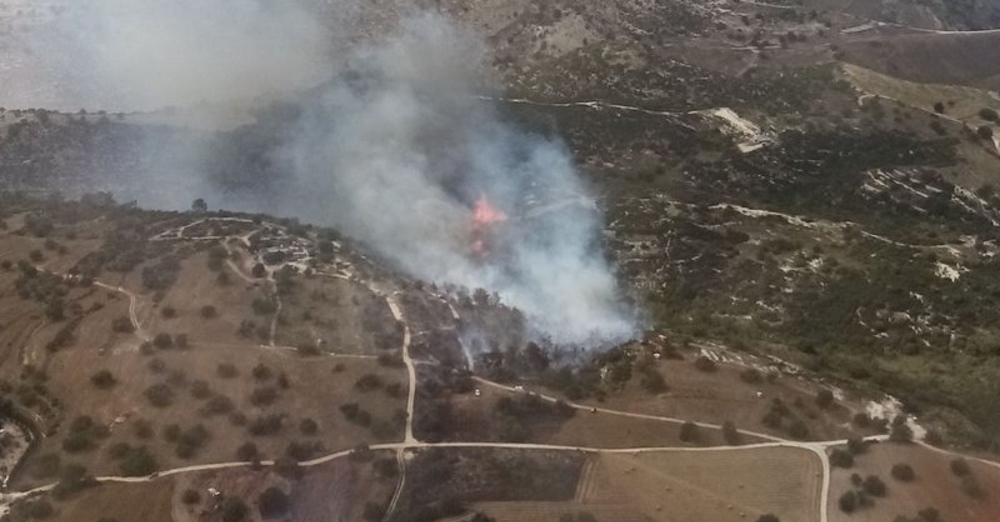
[891,463,916,482]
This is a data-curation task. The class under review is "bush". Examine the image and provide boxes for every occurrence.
[693,355,717,372]
[757,515,780,522]
[679,421,700,443]
[847,437,866,455]
[950,458,972,477]
[160,306,176,319]
[90,370,116,389]
[221,497,249,522]
[862,475,887,497]
[252,363,273,380]
[111,316,134,333]
[258,487,290,519]
[217,363,239,378]
[891,463,916,482]
[118,446,158,476]
[816,389,834,409]
[236,442,259,462]
[250,386,279,406]
[740,368,762,383]
[200,305,217,319]
[300,418,319,435]
[977,125,994,140]
[252,263,267,278]
[830,448,854,468]
[25,499,54,519]
[153,333,173,349]
[722,420,741,445]
[979,107,998,122]
[144,384,174,408]
[890,419,913,443]
[839,490,857,513]
[355,373,384,392]
[202,394,235,416]
[182,488,201,504]
[190,380,212,399]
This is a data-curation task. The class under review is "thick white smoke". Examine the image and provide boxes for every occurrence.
[2,2,638,345]
[3,0,336,111]
[277,15,637,344]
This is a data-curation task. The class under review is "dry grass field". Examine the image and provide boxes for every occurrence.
[17,346,406,487]
[828,442,1000,522]
[144,251,271,347]
[275,274,388,355]
[475,446,822,522]
[578,357,870,442]
[448,382,768,448]
[49,479,176,522]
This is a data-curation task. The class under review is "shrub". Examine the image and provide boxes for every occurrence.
[62,433,94,453]
[160,306,176,319]
[221,497,249,522]
[355,373,383,392]
[202,394,235,416]
[960,475,984,498]
[679,421,700,443]
[182,488,201,504]
[200,305,217,319]
[111,316,134,333]
[90,370,116,389]
[132,419,154,439]
[252,263,267,278]
[722,420,741,445]
[639,368,668,393]
[891,463,916,482]
[979,107,998,121]
[917,507,941,522]
[236,442,259,461]
[977,125,994,140]
[258,487,290,519]
[252,363,273,380]
[950,458,972,477]
[118,446,158,476]
[890,419,913,443]
[147,358,166,374]
[757,515,780,522]
[250,386,279,406]
[839,490,857,513]
[847,437,866,455]
[815,389,834,409]
[25,499,54,519]
[162,424,182,443]
[830,448,854,468]
[693,355,717,372]
[144,384,174,407]
[190,380,212,399]
[248,414,284,436]
[217,363,239,378]
[108,442,132,460]
[153,333,173,349]
[862,475,887,497]
[740,368,762,383]
[300,418,319,435]
[252,298,277,315]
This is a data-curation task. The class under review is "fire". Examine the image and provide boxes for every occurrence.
[472,194,508,225]
[470,194,507,257]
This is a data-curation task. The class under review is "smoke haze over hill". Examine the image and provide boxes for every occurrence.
[3,1,639,345]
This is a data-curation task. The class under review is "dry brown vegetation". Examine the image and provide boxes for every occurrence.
[828,443,1000,522]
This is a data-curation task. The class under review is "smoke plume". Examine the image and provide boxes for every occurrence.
[3,2,639,345]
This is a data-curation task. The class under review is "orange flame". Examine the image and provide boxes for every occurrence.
[472,194,508,225]
[470,194,507,257]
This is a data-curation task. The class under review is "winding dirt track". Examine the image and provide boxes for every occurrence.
[3,221,992,522]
